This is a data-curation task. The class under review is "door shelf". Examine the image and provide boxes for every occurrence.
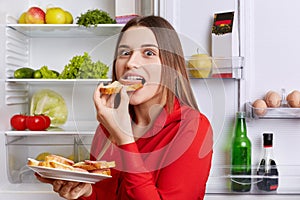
[6,24,124,38]
[207,165,300,194]
[245,102,300,119]
[186,56,244,80]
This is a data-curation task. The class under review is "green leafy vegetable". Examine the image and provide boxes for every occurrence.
[76,9,116,27]
[59,52,109,79]
[30,89,68,127]
[39,66,59,79]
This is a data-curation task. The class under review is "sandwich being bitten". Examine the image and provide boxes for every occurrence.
[100,81,143,95]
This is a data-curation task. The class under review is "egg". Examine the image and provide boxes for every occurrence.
[252,99,268,116]
[264,91,282,108]
[286,90,300,108]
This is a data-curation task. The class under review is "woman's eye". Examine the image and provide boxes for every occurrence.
[119,50,130,56]
[144,50,155,56]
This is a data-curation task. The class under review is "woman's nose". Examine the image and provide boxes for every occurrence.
[126,51,140,69]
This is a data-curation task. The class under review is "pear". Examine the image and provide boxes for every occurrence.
[187,54,212,78]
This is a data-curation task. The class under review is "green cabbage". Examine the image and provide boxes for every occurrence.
[30,89,68,127]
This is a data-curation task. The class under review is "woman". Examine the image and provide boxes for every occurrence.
[37,15,213,200]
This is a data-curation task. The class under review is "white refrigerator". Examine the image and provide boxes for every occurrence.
[0,0,300,199]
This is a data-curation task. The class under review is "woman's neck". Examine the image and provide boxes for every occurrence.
[132,97,165,138]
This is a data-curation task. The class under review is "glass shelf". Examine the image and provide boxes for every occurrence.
[246,102,300,119]
[5,121,98,137]
[4,79,112,105]
[5,78,112,85]
[186,56,244,79]
[6,24,124,38]
[5,129,94,137]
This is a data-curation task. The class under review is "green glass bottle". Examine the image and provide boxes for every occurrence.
[231,111,252,192]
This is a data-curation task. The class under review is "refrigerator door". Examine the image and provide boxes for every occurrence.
[164,0,300,197]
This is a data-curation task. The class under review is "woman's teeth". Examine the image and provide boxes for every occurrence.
[125,76,146,84]
[126,76,143,80]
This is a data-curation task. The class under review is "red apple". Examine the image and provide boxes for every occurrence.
[25,7,45,24]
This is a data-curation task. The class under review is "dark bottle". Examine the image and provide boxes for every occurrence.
[257,133,279,191]
[231,111,252,192]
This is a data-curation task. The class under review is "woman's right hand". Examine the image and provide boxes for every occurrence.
[93,83,135,145]
[35,173,92,199]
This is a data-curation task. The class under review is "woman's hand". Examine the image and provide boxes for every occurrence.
[93,83,135,145]
[35,173,92,199]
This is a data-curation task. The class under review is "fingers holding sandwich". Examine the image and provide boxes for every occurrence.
[94,80,143,119]
[94,82,116,112]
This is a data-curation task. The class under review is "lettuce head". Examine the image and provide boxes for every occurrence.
[30,89,68,127]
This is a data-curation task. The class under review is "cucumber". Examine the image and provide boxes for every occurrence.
[33,70,42,78]
[51,70,60,77]
[14,67,35,78]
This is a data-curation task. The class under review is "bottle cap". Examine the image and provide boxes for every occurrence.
[263,132,273,146]
[236,111,245,118]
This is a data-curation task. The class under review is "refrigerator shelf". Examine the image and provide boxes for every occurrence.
[186,56,244,79]
[6,24,124,38]
[5,130,94,137]
[246,102,300,119]
[6,78,112,85]
[5,79,112,105]
[6,120,98,137]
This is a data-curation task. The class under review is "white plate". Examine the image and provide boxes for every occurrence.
[27,165,112,184]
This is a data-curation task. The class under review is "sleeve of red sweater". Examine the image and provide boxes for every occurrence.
[80,113,213,200]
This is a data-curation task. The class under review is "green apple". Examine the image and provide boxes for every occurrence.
[187,54,212,78]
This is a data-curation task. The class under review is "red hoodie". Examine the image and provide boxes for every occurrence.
[80,99,213,200]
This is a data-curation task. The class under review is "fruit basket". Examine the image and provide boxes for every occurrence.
[185,56,244,79]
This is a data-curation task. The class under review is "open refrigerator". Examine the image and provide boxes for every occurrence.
[1,0,300,199]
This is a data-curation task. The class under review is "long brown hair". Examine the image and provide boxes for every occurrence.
[112,16,199,112]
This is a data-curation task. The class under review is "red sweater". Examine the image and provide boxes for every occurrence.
[80,100,213,200]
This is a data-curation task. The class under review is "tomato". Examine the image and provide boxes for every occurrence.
[26,115,47,131]
[10,114,27,131]
[41,115,51,129]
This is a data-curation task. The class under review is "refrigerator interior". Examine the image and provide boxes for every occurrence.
[1,0,300,199]
[0,0,153,199]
